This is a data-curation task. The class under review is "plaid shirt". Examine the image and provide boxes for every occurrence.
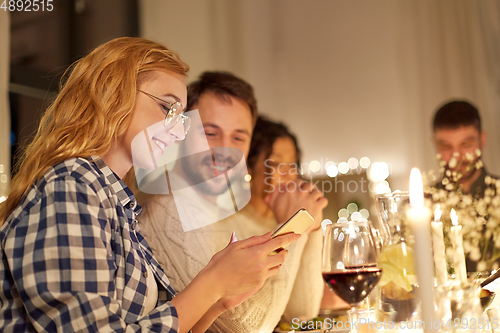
[0,157,179,332]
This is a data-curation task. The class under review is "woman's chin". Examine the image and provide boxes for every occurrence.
[143,163,156,172]
[133,155,157,171]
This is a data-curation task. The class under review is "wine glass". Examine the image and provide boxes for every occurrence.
[322,221,382,332]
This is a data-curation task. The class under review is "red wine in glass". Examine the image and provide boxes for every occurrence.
[323,266,382,305]
[322,221,381,332]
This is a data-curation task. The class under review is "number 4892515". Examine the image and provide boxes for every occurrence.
[1,0,54,11]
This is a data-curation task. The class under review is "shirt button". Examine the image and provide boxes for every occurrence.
[129,201,137,209]
[143,271,148,278]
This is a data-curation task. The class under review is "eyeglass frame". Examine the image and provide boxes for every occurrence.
[137,89,191,134]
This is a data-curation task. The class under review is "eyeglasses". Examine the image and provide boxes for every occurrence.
[138,90,191,135]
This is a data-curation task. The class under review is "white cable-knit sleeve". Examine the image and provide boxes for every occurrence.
[282,228,324,322]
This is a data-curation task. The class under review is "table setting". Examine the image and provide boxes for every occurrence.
[371,168,500,333]
[277,166,500,333]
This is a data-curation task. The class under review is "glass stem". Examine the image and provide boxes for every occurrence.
[351,304,360,333]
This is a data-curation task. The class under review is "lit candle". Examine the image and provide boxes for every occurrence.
[431,205,447,285]
[406,168,436,333]
[450,208,467,283]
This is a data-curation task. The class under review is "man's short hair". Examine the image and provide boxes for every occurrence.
[433,100,482,132]
[187,71,258,125]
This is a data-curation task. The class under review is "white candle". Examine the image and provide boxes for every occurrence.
[450,208,467,283]
[431,205,447,285]
[406,168,436,333]
[434,205,442,223]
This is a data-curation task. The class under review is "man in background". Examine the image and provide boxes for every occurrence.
[432,100,496,198]
[432,100,499,272]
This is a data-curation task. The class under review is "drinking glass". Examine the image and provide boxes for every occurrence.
[487,308,500,333]
[436,281,483,333]
[322,221,382,333]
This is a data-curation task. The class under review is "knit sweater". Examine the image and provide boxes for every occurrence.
[137,194,324,333]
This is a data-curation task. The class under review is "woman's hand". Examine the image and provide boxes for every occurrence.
[202,232,300,300]
[188,232,300,333]
[265,179,328,232]
[218,287,260,311]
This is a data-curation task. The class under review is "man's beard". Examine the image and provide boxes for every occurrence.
[180,149,241,196]
[458,157,482,182]
[449,154,483,183]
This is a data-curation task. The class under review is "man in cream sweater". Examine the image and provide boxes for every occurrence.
[137,71,328,333]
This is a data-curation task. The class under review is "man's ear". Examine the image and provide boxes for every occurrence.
[480,131,487,150]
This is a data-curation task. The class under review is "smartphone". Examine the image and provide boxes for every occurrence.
[269,209,314,254]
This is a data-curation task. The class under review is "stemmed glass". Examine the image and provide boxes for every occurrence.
[322,221,382,332]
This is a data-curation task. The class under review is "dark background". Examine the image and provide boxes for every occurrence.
[9,0,139,170]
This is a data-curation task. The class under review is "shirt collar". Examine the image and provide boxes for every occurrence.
[89,156,141,214]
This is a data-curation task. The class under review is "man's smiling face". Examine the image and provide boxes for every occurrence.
[179,92,253,196]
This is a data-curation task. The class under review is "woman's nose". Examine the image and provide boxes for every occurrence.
[168,120,186,141]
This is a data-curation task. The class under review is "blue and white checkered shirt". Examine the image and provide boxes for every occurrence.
[0,157,179,332]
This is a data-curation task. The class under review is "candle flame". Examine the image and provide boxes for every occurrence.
[451,208,458,226]
[434,204,442,222]
[409,168,424,207]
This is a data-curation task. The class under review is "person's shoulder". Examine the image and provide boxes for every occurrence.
[486,170,500,181]
[140,192,176,208]
[1,158,103,237]
[485,171,500,191]
[136,190,175,206]
[138,193,180,224]
[40,157,105,191]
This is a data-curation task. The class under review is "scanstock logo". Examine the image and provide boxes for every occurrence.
[131,109,251,231]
